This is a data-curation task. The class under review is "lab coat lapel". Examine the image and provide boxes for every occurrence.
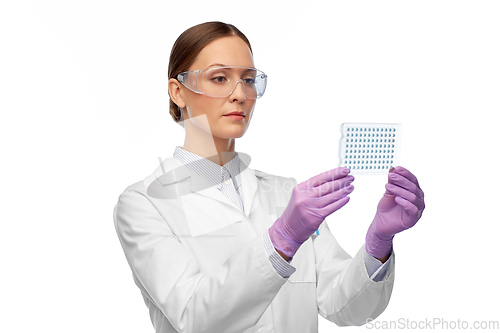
[238,153,259,217]
[150,154,259,237]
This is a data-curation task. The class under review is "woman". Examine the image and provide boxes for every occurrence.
[113,21,425,333]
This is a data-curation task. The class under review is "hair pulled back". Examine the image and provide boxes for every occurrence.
[168,22,253,126]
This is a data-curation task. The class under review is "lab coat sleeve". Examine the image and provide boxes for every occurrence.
[262,229,296,278]
[114,189,289,333]
[314,221,395,327]
[363,247,394,282]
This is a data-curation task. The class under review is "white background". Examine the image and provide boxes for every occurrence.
[1,1,499,332]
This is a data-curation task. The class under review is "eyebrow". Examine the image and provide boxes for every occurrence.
[207,63,256,70]
[208,63,228,68]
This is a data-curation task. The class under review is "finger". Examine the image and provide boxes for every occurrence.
[394,196,422,226]
[318,195,351,217]
[315,182,354,207]
[390,166,421,190]
[388,171,424,200]
[313,175,354,197]
[385,183,425,211]
[305,167,351,188]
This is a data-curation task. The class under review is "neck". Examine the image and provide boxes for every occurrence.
[182,116,236,166]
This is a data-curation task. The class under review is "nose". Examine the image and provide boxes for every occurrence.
[228,80,247,102]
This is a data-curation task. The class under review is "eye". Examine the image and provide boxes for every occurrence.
[243,77,256,84]
[211,76,227,83]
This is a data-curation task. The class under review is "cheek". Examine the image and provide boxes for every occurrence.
[188,96,223,116]
[246,102,256,121]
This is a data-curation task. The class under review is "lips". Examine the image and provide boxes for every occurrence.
[224,111,246,117]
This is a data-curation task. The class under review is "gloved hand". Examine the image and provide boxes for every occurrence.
[366,166,425,259]
[269,167,355,258]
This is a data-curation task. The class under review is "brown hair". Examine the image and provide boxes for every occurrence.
[167,21,253,126]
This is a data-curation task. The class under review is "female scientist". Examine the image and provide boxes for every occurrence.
[113,21,425,333]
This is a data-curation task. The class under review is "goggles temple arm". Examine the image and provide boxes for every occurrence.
[177,70,201,94]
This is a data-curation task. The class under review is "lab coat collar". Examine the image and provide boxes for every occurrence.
[172,146,242,193]
[147,152,259,237]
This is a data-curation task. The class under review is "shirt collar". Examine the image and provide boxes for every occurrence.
[173,146,241,190]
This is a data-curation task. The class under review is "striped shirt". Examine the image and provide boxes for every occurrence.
[173,146,392,280]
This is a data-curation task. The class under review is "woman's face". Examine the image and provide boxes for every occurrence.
[176,36,257,139]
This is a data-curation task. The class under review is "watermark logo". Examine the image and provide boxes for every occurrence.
[365,317,499,330]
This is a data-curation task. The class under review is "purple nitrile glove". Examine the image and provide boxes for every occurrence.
[366,166,426,259]
[268,167,355,258]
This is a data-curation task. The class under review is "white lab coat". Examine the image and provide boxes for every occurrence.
[113,153,395,333]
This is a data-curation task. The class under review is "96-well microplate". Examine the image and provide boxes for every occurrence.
[338,123,402,174]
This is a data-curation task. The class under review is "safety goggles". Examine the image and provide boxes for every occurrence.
[177,66,267,99]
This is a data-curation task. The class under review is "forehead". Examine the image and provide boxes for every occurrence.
[190,36,254,70]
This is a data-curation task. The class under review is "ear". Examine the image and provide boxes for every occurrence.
[168,78,186,109]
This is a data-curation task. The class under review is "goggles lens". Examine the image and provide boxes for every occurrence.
[178,66,267,99]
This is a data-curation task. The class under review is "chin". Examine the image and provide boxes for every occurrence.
[229,132,246,139]
[222,128,246,139]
